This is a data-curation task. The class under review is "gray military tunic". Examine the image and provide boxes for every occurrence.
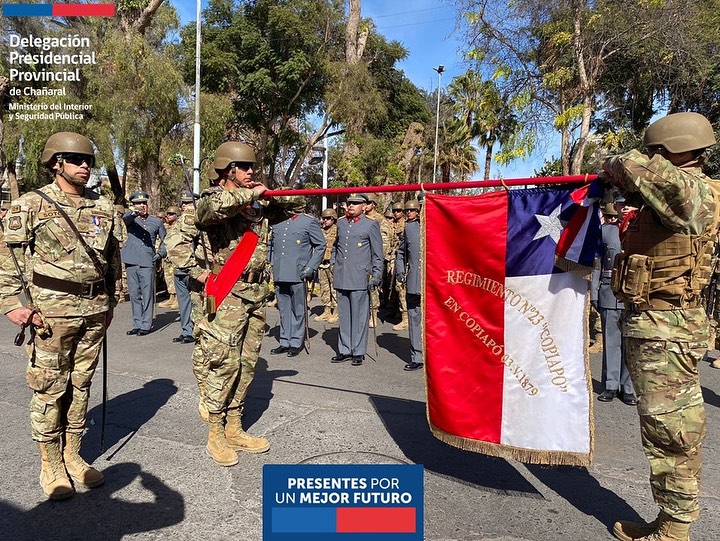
[396,219,422,364]
[270,214,326,349]
[332,214,383,357]
[121,212,166,331]
[591,222,634,396]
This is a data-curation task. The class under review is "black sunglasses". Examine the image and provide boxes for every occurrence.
[166,212,177,216]
[645,146,668,157]
[60,153,95,167]
[229,162,253,171]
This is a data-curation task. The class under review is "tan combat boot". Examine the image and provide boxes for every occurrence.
[315,307,331,322]
[159,294,178,308]
[326,309,339,324]
[613,513,690,541]
[392,312,408,331]
[613,515,660,541]
[206,412,238,466]
[63,432,104,488]
[225,407,270,453]
[38,441,74,500]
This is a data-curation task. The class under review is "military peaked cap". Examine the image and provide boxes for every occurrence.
[129,191,149,203]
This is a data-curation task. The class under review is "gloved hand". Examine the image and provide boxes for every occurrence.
[368,276,381,288]
[396,273,406,284]
[299,267,314,280]
[590,299,598,311]
[152,253,162,263]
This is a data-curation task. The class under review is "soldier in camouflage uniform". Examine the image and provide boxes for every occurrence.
[389,201,409,330]
[605,112,719,541]
[194,141,301,466]
[158,206,180,309]
[363,195,392,327]
[0,132,120,500]
[315,208,338,323]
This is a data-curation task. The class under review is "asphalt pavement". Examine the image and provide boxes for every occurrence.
[0,299,718,540]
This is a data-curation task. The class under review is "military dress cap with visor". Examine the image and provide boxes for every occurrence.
[213,141,256,171]
[321,208,338,220]
[129,191,149,204]
[643,111,716,153]
[347,193,369,204]
[41,131,95,167]
[179,189,198,203]
[602,202,618,216]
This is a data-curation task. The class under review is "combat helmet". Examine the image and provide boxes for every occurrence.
[384,208,393,218]
[214,142,255,171]
[41,132,95,166]
[321,208,338,220]
[602,202,618,216]
[391,201,404,212]
[405,200,420,210]
[166,206,181,215]
[643,112,716,154]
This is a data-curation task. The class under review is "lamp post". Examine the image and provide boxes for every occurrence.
[315,129,345,211]
[432,65,444,183]
[192,0,202,193]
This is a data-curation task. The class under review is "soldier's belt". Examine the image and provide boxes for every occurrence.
[33,272,106,297]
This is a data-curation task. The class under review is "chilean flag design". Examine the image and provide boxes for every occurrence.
[424,188,595,465]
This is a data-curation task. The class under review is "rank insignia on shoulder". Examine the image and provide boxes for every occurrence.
[8,216,22,230]
[10,205,20,214]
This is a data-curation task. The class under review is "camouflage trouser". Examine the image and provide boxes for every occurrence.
[26,313,107,442]
[624,336,707,523]
[197,292,266,413]
[190,287,207,397]
[163,262,176,295]
[395,281,407,314]
[318,266,336,310]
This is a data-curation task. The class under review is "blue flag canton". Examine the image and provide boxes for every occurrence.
[506,188,573,277]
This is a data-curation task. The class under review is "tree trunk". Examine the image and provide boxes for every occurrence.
[484,143,493,181]
[570,0,593,175]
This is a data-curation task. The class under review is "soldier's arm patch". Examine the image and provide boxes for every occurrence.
[10,205,20,214]
[184,215,195,225]
[7,216,22,230]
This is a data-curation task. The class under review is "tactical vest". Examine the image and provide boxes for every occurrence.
[611,181,720,310]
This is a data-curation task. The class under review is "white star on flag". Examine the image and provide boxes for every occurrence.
[533,204,564,243]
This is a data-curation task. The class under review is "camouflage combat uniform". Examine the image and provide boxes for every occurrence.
[194,187,298,417]
[160,219,177,298]
[606,149,720,524]
[365,208,391,314]
[0,183,120,443]
[165,204,211,412]
[318,219,337,315]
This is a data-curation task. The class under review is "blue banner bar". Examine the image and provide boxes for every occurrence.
[272,507,336,533]
[2,4,53,16]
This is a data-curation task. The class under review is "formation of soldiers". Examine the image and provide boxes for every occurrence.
[3,113,719,541]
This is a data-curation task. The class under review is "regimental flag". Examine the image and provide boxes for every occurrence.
[424,187,598,466]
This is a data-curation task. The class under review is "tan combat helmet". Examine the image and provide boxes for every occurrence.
[602,202,618,216]
[214,141,255,171]
[166,206,181,215]
[41,132,95,167]
[405,199,420,211]
[391,201,404,212]
[643,112,716,153]
[321,208,338,220]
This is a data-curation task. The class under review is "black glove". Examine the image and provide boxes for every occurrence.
[299,267,314,280]
[368,276,381,288]
[152,253,162,263]
[590,300,598,311]
[396,273,406,284]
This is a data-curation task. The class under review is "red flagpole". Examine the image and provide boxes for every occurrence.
[264,174,597,197]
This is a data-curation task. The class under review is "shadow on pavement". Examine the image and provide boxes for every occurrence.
[377,332,410,365]
[702,385,720,409]
[0,462,184,541]
[369,394,540,497]
[84,378,178,463]
[243,358,299,429]
[526,464,643,533]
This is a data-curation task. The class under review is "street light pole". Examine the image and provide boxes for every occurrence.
[192,0,202,193]
[432,65,444,183]
[322,133,329,211]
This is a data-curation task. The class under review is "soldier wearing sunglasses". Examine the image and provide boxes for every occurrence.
[0,131,121,500]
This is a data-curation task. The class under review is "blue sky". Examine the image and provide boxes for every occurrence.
[171,0,544,178]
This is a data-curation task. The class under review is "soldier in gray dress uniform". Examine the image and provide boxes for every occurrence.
[331,193,383,366]
[396,200,423,371]
[269,199,326,357]
[121,190,166,335]
[591,202,637,404]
